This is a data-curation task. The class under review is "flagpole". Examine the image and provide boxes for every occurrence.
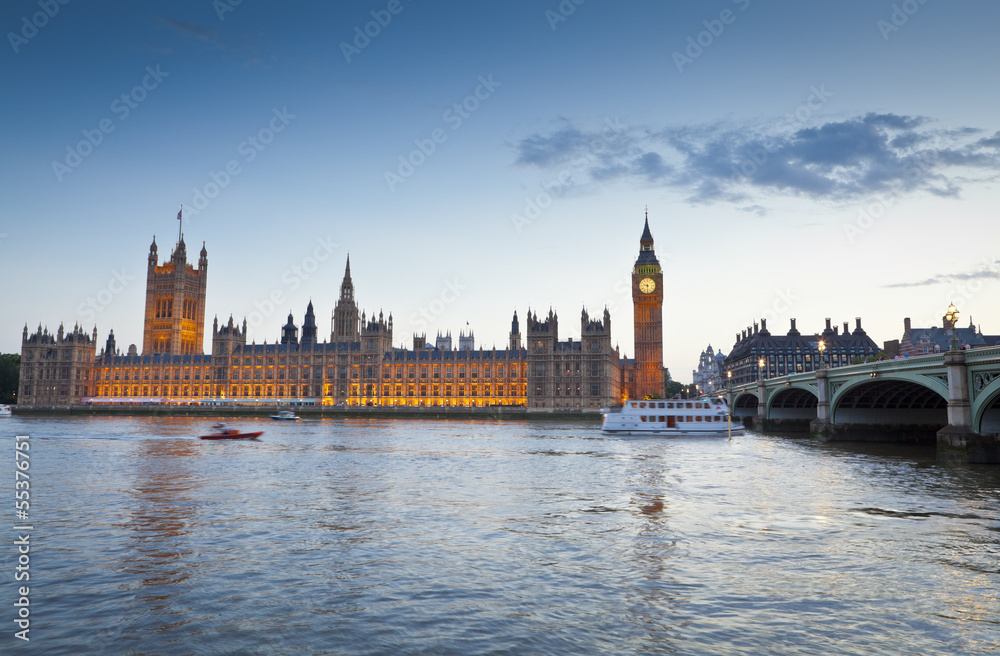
[178,205,183,243]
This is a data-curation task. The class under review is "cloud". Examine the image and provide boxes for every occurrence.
[884,269,1000,288]
[511,113,1000,205]
[740,205,768,217]
[156,17,219,45]
[155,16,267,66]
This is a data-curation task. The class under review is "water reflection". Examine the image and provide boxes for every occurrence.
[119,439,198,604]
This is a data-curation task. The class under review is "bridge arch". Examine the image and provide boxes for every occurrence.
[732,391,759,419]
[831,376,947,425]
[972,376,1000,433]
[767,385,818,420]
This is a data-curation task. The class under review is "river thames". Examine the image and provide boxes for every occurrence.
[3,415,998,655]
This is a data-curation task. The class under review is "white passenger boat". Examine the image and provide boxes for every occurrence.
[0,405,11,417]
[601,397,741,436]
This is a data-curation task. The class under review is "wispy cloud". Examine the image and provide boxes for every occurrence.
[156,17,219,45]
[154,16,266,65]
[884,268,1000,288]
[512,113,1000,205]
[740,204,768,217]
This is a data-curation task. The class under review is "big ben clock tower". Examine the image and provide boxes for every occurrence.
[632,211,665,399]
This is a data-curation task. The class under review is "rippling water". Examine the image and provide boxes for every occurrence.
[3,415,999,655]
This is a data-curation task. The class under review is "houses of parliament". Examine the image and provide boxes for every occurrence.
[17,215,668,410]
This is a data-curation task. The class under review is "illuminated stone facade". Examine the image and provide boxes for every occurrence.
[627,214,667,399]
[141,235,208,356]
[16,324,98,406]
[18,231,631,411]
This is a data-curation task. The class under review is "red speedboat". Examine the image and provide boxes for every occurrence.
[199,428,263,440]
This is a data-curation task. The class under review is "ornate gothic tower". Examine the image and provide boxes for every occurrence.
[509,311,521,351]
[332,256,360,340]
[301,301,318,346]
[631,212,665,399]
[142,231,208,356]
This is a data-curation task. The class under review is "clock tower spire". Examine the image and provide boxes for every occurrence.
[632,211,665,399]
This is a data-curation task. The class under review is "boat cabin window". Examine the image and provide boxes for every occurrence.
[658,402,665,409]
[630,402,637,408]
[640,416,647,422]
[695,416,702,422]
[659,416,666,422]
[639,402,647,409]
[666,402,674,409]
[686,402,693,409]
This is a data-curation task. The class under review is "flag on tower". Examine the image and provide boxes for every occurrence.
[177,208,182,221]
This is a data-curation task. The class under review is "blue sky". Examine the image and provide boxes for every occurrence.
[4,0,1000,380]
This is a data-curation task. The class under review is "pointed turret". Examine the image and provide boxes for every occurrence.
[105,329,116,360]
[640,212,654,245]
[148,235,158,267]
[281,312,299,346]
[172,233,187,264]
[509,311,521,351]
[332,255,360,339]
[634,211,660,268]
[301,300,318,346]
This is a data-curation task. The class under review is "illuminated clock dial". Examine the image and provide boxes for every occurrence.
[639,277,656,293]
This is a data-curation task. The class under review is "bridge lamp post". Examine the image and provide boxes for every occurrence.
[817,340,826,370]
[758,358,765,380]
[945,303,960,351]
[727,370,732,389]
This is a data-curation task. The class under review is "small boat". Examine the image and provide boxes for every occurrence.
[602,397,742,436]
[199,428,263,440]
[0,405,11,417]
[270,410,300,420]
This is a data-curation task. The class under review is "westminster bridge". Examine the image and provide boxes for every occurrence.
[724,347,1000,464]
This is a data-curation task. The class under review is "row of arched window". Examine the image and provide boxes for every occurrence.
[153,297,200,320]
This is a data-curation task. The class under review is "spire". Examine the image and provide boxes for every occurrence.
[339,255,355,302]
[640,213,654,244]
[634,210,660,270]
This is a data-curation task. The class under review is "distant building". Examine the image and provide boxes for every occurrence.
[898,315,1000,356]
[692,345,726,396]
[723,317,880,386]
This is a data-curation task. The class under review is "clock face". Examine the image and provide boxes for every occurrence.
[639,277,655,294]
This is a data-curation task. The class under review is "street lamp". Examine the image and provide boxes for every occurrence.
[727,370,732,388]
[945,302,960,351]
[817,340,826,370]
[758,358,765,381]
